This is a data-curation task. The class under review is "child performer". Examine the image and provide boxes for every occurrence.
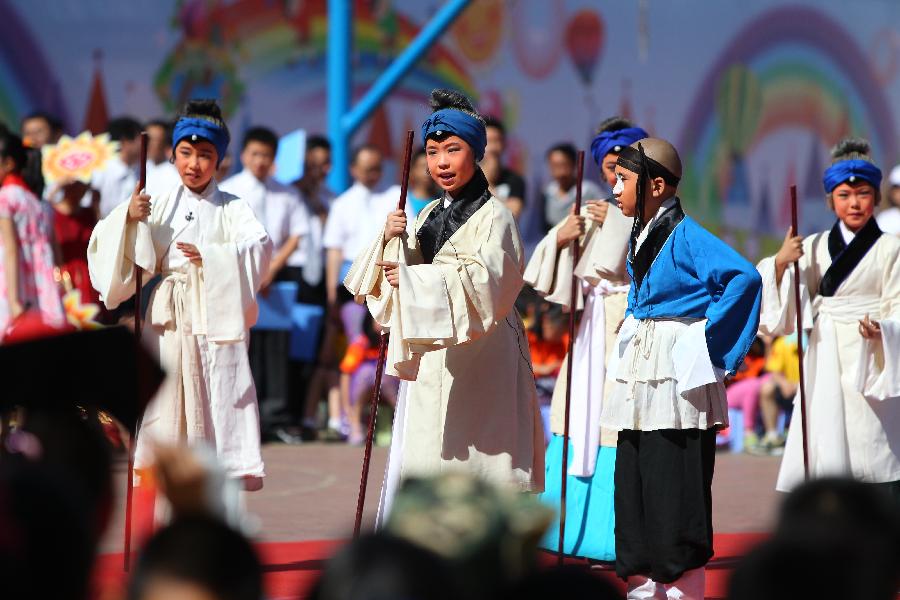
[602,138,761,599]
[345,89,544,521]
[0,130,65,337]
[88,99,273,489]
[757,137,900,496]
[525,118,647,561]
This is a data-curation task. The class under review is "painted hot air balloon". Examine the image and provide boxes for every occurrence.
[564,10,604,86]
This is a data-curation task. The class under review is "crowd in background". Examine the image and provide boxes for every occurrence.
[4,108,900,451]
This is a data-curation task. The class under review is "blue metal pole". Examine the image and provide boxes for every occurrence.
[327,0,352,192]
[342,0,471,134]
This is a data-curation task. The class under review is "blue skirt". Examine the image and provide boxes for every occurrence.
[538,434,616,561]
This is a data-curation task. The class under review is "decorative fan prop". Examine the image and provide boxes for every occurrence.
[41,132,118,185]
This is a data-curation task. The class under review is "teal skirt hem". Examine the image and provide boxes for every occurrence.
[538,434,616,561]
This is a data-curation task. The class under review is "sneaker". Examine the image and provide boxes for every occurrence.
[747,432,785,456]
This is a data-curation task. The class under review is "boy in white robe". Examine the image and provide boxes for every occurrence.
[758,137,900,498]
[88,99,272,489]
[525,118,647,561]
[345,89,544,523]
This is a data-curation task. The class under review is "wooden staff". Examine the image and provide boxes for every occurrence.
[353,130,415,538]
[789,185,810,480]
[558,150,586,565]
[124,131,148,571]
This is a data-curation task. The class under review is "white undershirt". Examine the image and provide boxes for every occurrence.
[634,196,678,253]
[838,220,857,245]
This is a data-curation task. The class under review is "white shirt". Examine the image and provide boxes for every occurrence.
[877,206,900,236]
[220,169,309,251]
[91,155,138,218]
[322,182,394,261]
[288,186,336,282]
[146,160,182,198]
[838,219,857,245]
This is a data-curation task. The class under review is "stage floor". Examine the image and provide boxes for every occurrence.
[96,443,783,599]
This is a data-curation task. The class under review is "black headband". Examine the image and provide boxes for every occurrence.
[616,145,681,187]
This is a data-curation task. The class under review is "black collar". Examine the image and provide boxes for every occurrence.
[629,199,685,290]
[416,168,491,264]
[819,217,882,297]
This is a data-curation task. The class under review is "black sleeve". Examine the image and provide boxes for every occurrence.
[503,169,527,202]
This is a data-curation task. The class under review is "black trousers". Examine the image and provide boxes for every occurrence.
[614,428,717,583]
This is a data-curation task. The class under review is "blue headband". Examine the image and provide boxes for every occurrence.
[590,126,649,167]
[421,108,487,161]
[822,159,882,193]
[172,117,230,166]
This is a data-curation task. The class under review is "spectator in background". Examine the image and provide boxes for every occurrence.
[20,110,63,149]
[339,314,399,445]
[221,126,309,443]
[144,118,181,196]
[128,516,264,600]
[92,116,142,218]
[291,135,339,439]
[323,144,391,438]
[484,115,526,220]
[542,142,604,231]
[724,336,769,450]
[750,334,801,456]
[0,130,64,338]
[406,148,438,217]
[50,178,101,306]
[216,152,234,181]
[877,164,900,235]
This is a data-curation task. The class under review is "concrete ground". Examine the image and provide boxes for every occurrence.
[101,443,782,553]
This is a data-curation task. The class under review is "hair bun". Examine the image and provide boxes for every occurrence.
[180,99,225,124]
[831,136,871,160]
[596,116,635,134]
[429,88,479,116]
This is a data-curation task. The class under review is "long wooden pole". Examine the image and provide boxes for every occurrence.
[353,130,414,538]
[789,185,810,480]
[558,150,586,565]
[124,131,148,571]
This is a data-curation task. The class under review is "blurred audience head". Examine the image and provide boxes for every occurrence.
[129,516,263,600]
[240,126,279,181]
[500,565,621,600]
[0,459,94,600]
[0,129,28,179]
[309,533,461,600]
[483,115,506,157]
[728,477,900,600]
[385,472,553,600]
[107,116,144,166]
[304,135,332,186]
[21,110,63,149]
[145,118,173,165]
[546,142,578,188]
[349,144,382,189]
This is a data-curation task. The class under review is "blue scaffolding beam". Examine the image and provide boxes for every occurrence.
[327,0,471,192]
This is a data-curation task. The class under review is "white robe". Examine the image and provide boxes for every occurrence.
[345,196,544,522]
[758,229,900,490]
[88,180,272,480]
[524,202,631,477]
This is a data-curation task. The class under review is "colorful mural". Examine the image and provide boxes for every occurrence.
[6,0,900,257]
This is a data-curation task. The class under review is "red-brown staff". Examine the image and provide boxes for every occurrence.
[353,130,415,538]
[558,150,586,565]
[790,185,810,480]
[124,131,148,571]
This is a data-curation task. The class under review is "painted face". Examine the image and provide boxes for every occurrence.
[602,153,620,188]
[613,166,639,217]
[425,135,476,194]
[831,180,876,231]
[174,139,218,193]
[241,140,276,181]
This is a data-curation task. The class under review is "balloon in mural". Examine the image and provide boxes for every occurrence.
[511,0,565,80]
[715,64,762,156]
[452,0,504,65]
[564,9,604,86]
